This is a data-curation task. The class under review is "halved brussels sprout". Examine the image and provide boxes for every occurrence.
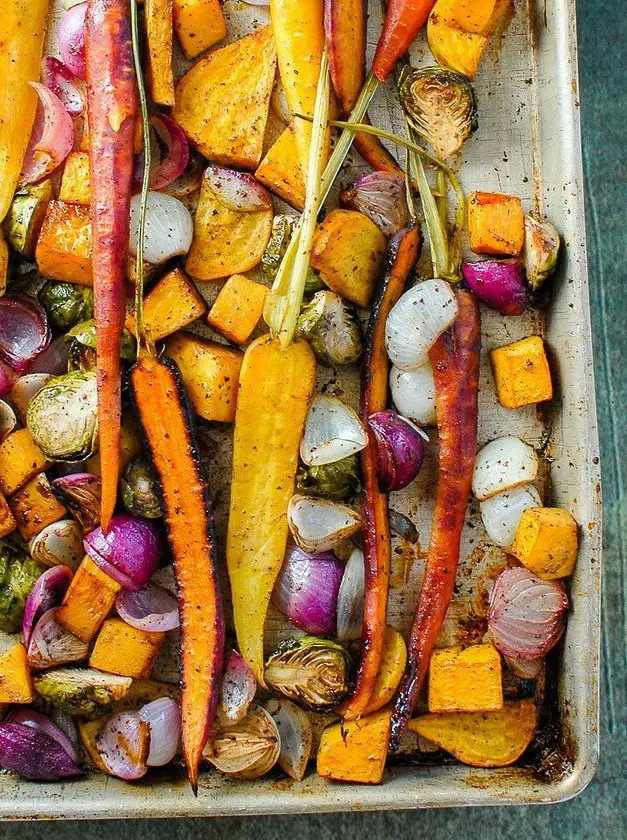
[121,459,163,519]
[297,454,361,501]
[263,214,324,293]
[38,282,94,332]
[265,636,350,709]
[27,370,98,461]
[66,319,136,363]
[524,215,560,292]
[33,667,133,715]
[399,66,478,160]
[0,541,42,634]
[296,291,363,367]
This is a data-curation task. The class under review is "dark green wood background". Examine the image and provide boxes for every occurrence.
[1,0,624,835]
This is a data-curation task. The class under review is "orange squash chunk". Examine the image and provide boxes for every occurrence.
[255,125,306,211]
[428,644,503,713]
[0,644,34,703]
[59,152,91,205]
[491,335,553,409]
[57,556,122,643]
[317,707,392,784]
[0,429,50,496]
[9,473,67,540]
[510,507,578,580]
[145,0,175,106]
[35,201,92,286]
[207,274,268,345]
[468,191,525,256]
[173,0,227,59]
[0,491,16,538]
[126,267,206,342]
[90,618,164,679]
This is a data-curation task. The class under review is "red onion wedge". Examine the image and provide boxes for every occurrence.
[116,582,180,633]
[219,649,257,725]
[488,567,569,661]
[0,296,51,374]
[205,166,273,212]
[52,472,102,533]
[273,545,344,636]
[28,334,71,376]
[10,373,51,423]
[84,515,161,591]
[7,708,78,763]
[19,84,74,187]
[22,564,73,646]
[140,697,181,767]
[341,171,410,237]
[368,410,426,492]
[336,546,365,642]
[59,1,87,79]
[42,57,84,116]
[27,608,89,670]
[0,363,16,398]
[462,259,529,316]
[96,712,150,780]
[163,149,205,198]
[134,115,190,191]
[0,723,81,780]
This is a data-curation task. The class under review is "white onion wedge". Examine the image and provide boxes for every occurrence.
[385,279,458,370]
[480,484,542,548]
[287,495,361,553]
[129,192,193,264]
[336,546,365,642]
[300,395,367,466]
[265,697,313,781]
[390,363,437,426]
[28,519,84,570]
[472,436,539,501]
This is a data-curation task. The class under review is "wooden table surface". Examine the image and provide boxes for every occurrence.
[1,0,625,836]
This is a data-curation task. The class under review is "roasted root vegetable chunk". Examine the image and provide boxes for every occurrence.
[227,337,316,684]
[363,627,408,715]
[9,473,67,541]
[207,274,268,345]
[173,0,227,59]
[490,336,553,409]
[468,191,525,256]
[0,492,16,538]
[145,0,175,106]
[78,719,109,773]
[165,333,243,423]
[255,125,306,210]
[89,618,164,679]
[428,13,488,79]
[59,152,91,206]
[4,180,54,258]
[57,556,122,643]
[510,507,578,580]
[126,268,206,342]
[311,210,387,308]
[0,429,50,496]
[428,644,503,713]
[0,644,34,704]
[36,201,93,286]
[408,699,537,767]
[317,707,392,784]
[436,0,500,34]
[173,27,276,169]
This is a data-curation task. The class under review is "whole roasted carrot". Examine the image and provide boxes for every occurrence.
[389,290,480,749]
[372,0,436,82]
[339,225,421,720]
[85,0,138,530]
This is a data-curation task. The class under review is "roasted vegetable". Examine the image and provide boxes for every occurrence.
[427,0,508,79]
[0,429,50,496]
[0,643,35,703]
[262,214,321,290]
[0,232,8,297]
[57,556,122,643]
[297,291,363,366]
[38,282,94,332]
[27,371,98,461]
[66,320,136,371]
[468,191,525,256]
[145,0,175,106]
[121,459,163,519]
[510,507,579,580]
[130,355,225,792]
[296,454,361,501]
[207,274,268,345]
[33,667,132,715]
[490,336,553,409]
[173,0,227,59]
[9,473,67,541]
[59,152,91,205]
[126,268,206,342]
[0,542,42,634]
[173,27,276,169]
[227,337,316,684]
[524,215,560,291]
[3,180,54,257]
[35,201,93,286]
[0,493,17,539]
[205,704,280,779]
[255,126,306,210]
[399,66,477,160]
[317,706,392,783]
[428,644,503,712]
[373,0,435,81]
[363,626,407,715]
[265,637,350,708]
[90,618,164,679]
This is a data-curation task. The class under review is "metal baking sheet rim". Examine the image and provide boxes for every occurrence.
[0,0,602,818]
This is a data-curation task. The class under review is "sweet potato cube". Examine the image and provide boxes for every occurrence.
[0,491,16,538]
[255,125,306,211]
[436,0,499,34]
[207,274,268,345]
[173,27,276,169]
[362,626,407,716]
[490,335,553,409]
[173,0,227,59]
[427,11,488,79]
[126,267,206,341]
[9,473,67,541]
[0,644,34,703]
[35,201,92,286]
[317,707,392,784]
[57,556,122,643]
[468,191,525,256]
[146,0,175,106]
[510,507,578,579]
[59,152,91,205]
[165,332,243,422]
[428,645,503,713]
[90,618,164,679]
[0,429,50,496]
[311,210,386,308]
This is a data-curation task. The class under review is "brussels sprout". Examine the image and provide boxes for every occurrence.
[297,454,361,501]
[263,214,323,293]
[27,371,98,461]
[399,66,478,160]
[524,215,560,292]
[297,291,363,367]
[33,668,133,715]
[0,541,42,633]
[3,180,54,257]
[265,636,350,709]
[38,282,94,332]
[121,458,163,519]
[66,319,136,361]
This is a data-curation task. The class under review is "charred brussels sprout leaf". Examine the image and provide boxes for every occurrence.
[121,459,163,519]
[399,66,478,160]
[33,668,132,715]
[265,636,350,709]
[66,319,136,361]
[38,282,94,332]
[263,214,323,293]
[297,454,361,501]
[296,291,363,367]
[27,371,98,461]
[524,215,560,292]
[0,541,42,633]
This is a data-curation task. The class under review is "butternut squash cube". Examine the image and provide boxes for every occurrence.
[173,0,227,59]
[362,626,407,716]
[0,429,50,496]
[90,618,164,679]
[0,491,16,538]
[57,556,122,643]
[510,507,578,579]
[468,191,525,256]
[436,0,499,34]
[9,473,67,541]
[428,644,503,713]
[255,125,306,211]
[428,11,489,79]
[145,0,175,106]
[126,267,206,342]
[490,335,553,409]
[0,643,34,703]
[165,333,243,422]
[59,152,91,206]
[207,274,268,345]
[311,209,386,308]
[36,201,92,286]
[317,706,392,784]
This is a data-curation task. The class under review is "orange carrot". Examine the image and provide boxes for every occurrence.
[373,0,436,81]
[85,0,138,530]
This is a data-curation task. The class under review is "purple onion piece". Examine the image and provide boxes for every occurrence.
[116,582,180,633]
[219,649,257,725]
[29,334,71,376]
[84,515,161,591]
[462,259,529,316]
[27,608,89,671]
[0,723,81,780]
[7,707,78,763]
[22,565,73,646]
[58,1,87,79]
[0,296,51,373]
[367,410,426,491]
[272,545,343,635]
[95,712,149,780]
[52,472,101,532]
